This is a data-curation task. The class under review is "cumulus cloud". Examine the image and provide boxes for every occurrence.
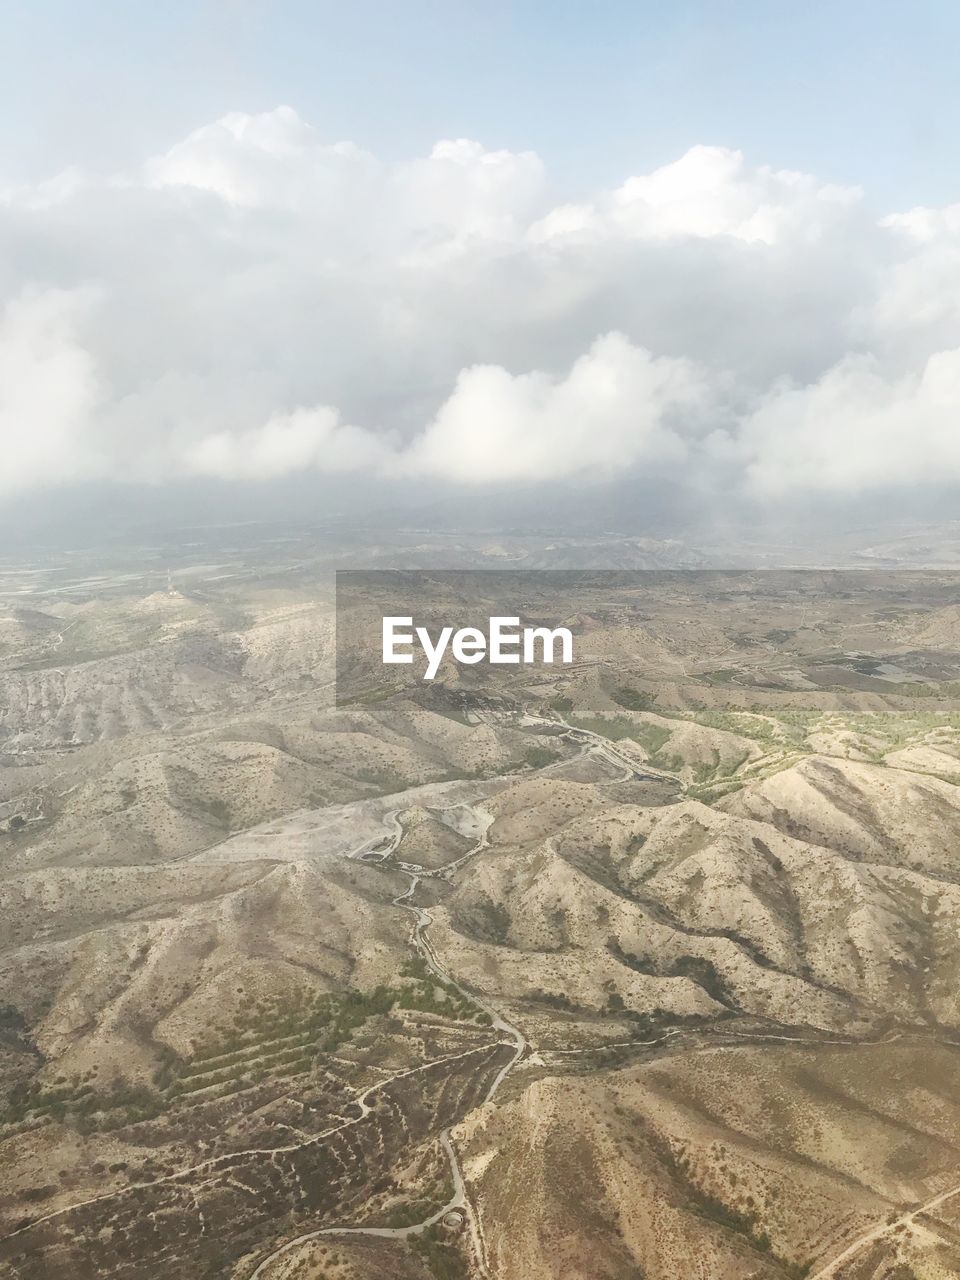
[741,348,960,496]
[144,105,376,213]
[402,333,704,483]
[185,407,392,480]
[530,145,860,247]
[0,288,106,494]
[2,105,960,504]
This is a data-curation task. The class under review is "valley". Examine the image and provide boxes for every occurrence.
[3,562,960,1277]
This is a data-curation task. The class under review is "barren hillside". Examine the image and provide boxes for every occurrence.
[3,567,960,1279]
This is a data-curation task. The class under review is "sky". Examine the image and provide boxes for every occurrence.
[6,1,960,207]
[3,1,960,526]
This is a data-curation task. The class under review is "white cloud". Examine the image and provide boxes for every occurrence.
[141,106,544,249]
[741,348,960,496]
[871,203,960,352]
[400,333,703,483]
[397,138,545,246]
[530,145,861,247]
[2,107,960,505]
[185,406,392,480]
[143,105,375,213]
[0,288,105,494]
[881,203,960,244]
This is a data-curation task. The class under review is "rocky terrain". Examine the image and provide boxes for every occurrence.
[3,557,960,1278]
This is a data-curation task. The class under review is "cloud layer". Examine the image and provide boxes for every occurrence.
[2,105,960,501]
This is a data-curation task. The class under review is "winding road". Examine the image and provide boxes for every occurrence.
[248,801,526,1278]
[11,714,957,1280]
[250,720,960,1280]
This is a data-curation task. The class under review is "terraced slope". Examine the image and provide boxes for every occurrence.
[4,570,960,1279]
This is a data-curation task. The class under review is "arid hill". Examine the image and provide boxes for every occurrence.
[3,567,960,1278]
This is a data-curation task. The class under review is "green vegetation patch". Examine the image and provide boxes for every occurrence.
[1,973,492,1136]
[409,1224,470,1280]
[610,686,656,712]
